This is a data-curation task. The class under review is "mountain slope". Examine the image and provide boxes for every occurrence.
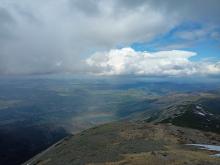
[146,97,220,133]
[24,122,220,165]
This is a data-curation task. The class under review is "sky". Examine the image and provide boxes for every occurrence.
[0,0,220,76]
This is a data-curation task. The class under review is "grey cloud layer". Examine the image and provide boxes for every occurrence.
[0,0,219,75]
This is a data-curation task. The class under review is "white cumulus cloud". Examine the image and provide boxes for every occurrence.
[86,48,220,76]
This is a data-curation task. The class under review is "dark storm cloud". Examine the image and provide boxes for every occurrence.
[0,7,15,40]
[70,0,100,16]
[0,0,219,75]
[116,0,220,22]
[0,7,13,23]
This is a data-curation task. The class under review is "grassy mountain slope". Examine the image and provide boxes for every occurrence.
[25,122,220,165]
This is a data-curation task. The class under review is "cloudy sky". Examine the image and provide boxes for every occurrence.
[0,0,220,76]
